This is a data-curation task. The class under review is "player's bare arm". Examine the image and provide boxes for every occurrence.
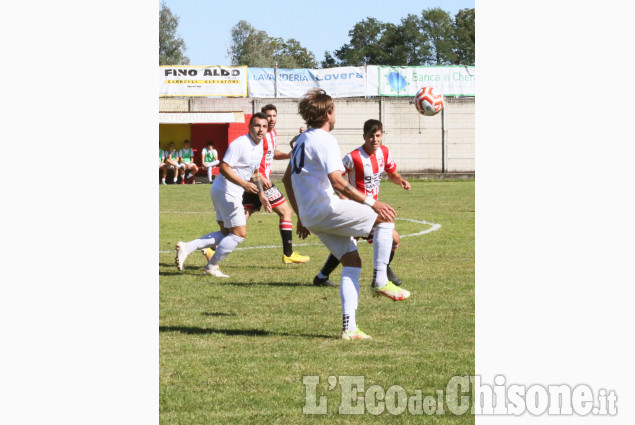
[328,170,396,222]
[252,170,272,213]
[260,176,272,190]
[387,171,411,190]
[220,162,259,193]
[282,164,311,239]
[273,148,291,160]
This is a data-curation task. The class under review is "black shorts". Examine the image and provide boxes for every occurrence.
[242,184,286,211]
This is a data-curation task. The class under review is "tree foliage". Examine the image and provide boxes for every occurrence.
[454,8,475,65]
[331,18,390,66]
[228,20,317,68]
[322,7,475,68]
[159,2,189,65]
[421,7,457,65]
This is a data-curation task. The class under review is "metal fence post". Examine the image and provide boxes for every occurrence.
[274,63,278,99]
[442,106,448,173]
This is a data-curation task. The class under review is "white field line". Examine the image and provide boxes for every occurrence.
[159,215,440,254]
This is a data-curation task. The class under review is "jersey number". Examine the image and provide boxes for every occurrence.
[291,143,305,174]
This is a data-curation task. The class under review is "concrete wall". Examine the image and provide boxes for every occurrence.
[160,96,475,174]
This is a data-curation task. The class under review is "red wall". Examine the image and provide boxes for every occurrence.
[189,115,251,166]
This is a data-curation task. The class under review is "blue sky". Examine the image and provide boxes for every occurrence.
[161,0,475,66]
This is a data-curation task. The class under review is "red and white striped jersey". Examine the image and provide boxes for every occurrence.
[259,129,277,179]
[342,145,397,200]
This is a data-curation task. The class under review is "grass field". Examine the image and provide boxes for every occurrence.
[160,179,474,424]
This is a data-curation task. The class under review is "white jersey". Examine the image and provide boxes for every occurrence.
[289,128,345,226]
[212,134,263,197]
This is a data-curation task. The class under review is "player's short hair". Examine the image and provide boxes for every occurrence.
[249,112,269,125]
[298,88,333,128]
[261,104,277,113]
[363,119,383,136]
[206,141,214,146]
[183,139,191,144]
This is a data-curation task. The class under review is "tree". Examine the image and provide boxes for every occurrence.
[228,21,275,67]
[321,51,337,68]
[159,2,189,65]
[331,17,390,66]
[453,8,475,65]
[274,38,318,68]
[380,15,431,66]
[228,20,317,68]
[420,8,457,65]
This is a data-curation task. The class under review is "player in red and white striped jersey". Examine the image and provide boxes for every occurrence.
[313,119,411,286]
[203,104,310,265]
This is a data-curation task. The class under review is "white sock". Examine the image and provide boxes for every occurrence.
[161,178,165,183]
[373,222,395,288]
[340,266,361,331]
[184,231,225,252]
[173,177,178,182]
[207,167,213,181]
[209,234,244,266]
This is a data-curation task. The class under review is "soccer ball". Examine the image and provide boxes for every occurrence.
[414,86,444,116]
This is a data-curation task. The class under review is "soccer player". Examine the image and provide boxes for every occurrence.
[282,89,411,340]
[159,141,169,185]
[174,113,272,277]
[163,142,180,184]
[203,104,310,265]
[289,126,306,150]
[313,119,410,287]
[201,141,219,183]
[178,139,199,184]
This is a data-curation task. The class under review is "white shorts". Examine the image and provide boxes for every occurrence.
[178,163,187,169]
[210,185,246,228]
[305,198,377,260]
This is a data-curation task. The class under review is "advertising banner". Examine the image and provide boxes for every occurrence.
[248,66,378,98]
[378,66,475,96]
[159,66,248,97]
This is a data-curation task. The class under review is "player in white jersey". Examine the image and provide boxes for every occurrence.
[313,119,411,287]
[174,113,272,277]
[202,104,310,266]
[201,141,219,183]
[282,89,411,340]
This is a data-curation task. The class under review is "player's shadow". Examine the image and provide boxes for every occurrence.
[201,312,235,317]
[159,262,200,275]
[159,325,332,339]
[217,281,310,287]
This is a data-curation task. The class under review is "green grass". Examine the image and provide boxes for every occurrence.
[160,179,474,424]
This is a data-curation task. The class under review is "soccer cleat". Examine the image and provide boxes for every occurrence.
[313,275,338,287]
[370,281,411,301]
[341,328,372,340]
[386,265,402,286]
[203,264,229,278]
[161,181,167,185]
[201,247,215,262]
[174,242,191,271]
[282,251,310,264]
[180,178,185,185]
